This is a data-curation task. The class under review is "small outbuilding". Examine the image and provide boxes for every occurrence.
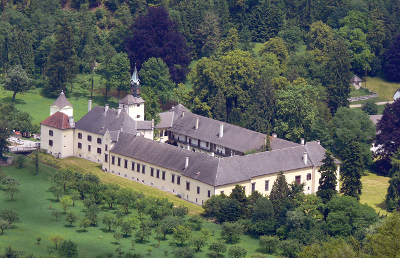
[350,75,363,89]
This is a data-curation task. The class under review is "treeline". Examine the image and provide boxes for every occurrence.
[201,170,400,257]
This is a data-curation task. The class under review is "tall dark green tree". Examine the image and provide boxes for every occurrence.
[316,151,338,203]
[324,37,352,113]
[340,142,363,200]
[384,34,400,82]
[8,27,34,73]
[269,171,291,224]
[125,6,190,83]
[44,20,78,98]
[245,78,276,134]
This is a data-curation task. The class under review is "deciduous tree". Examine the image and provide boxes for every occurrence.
[125,6,190,83]
[49,235,65,250]
[220,221,243,243]
[58,239,78,258]
[4,65,31,102]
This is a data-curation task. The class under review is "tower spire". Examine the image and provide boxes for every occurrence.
[130,64,140,97]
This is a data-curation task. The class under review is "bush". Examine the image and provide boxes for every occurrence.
[362,99,378,115]
[16,156,25,168]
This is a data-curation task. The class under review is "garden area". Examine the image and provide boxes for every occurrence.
[0,155,266,258]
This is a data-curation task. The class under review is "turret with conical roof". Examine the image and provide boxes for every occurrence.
[50,91,73,117]
[119,65,145,121]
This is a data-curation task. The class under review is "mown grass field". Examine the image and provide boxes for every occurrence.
[360,171,390,215]
[0,157,268,258]
[364,76,400,101]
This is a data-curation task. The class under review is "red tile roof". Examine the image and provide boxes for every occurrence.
[40,112,71,129]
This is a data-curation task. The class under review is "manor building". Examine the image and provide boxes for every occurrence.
[41,70,340,205]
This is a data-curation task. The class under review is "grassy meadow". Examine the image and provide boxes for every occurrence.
[0,157,268,258]
[360,171,390,215]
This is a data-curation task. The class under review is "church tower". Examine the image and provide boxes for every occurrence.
[118,65,145,121]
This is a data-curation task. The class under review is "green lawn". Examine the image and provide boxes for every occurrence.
[360,171,390,215]
[0,157,266,257]
[364,76,400,101]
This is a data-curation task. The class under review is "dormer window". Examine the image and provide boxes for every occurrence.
[137,104,140,107]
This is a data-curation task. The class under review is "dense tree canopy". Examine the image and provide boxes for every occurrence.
[375,100,400,162]
[125,6,190,83]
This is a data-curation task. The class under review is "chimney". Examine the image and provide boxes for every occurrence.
[316,140,321,145]
[185,157,189,169]
[301,138,305,145]
[88,100,92,112]
[182,111,185,117]
[186,144,190,150]
[105,104,109,113]
[303,152,308,165]
[211,152,214,157]
[272,133,277,138]
[195,117,199,130]
[117,107,121,116]
[219,123,223,138]
[68,116,75,128]
[151,119,154,128]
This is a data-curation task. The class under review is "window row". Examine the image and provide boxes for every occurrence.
[77,142,101,153]
[77,133,101,144]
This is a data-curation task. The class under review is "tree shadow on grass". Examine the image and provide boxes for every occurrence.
[46,198,59,203]
[376,200,388,212]
[0,96,27,105]
[76,229,87,233]
[63,225,76,228]
[100,228,115,233]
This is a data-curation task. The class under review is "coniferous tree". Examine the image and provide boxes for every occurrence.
[324,38,352,113]
[8,27,34,73]
[340,142,363,200]
[45,20,78,98]
[269,171,291,223]
[317,151,338,203]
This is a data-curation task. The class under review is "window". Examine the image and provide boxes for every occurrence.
[177,176,181,185]
[307,173,311,181]
[220,191,224,194]
[87,135,92,142]
[78,142,82,149]
[105,144,108,151]
[156,170,160,178]
[162,171,166,180]
[207,190,211,198]
[111,156,115,165]
[97,148,101,154]
[186,181,190,191]
[49,130,53,136]
[117,157,121,167]
[151,168,154,177]
[137,115,140,118]
[97,138,102,144]
[171,174,175,183]
[251,183,256,193]
[49,140,53,146]
[295,176,301,184]
[131,162,135,171]
[197,186,200,194]
[265,180,270,191]
[164,130,168,136]
[124,159,128,168]
[142,165,146,174]
[104,154,108,162]
[137,163,141,172]
[78,133,82,139]
[88,145,91,152]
